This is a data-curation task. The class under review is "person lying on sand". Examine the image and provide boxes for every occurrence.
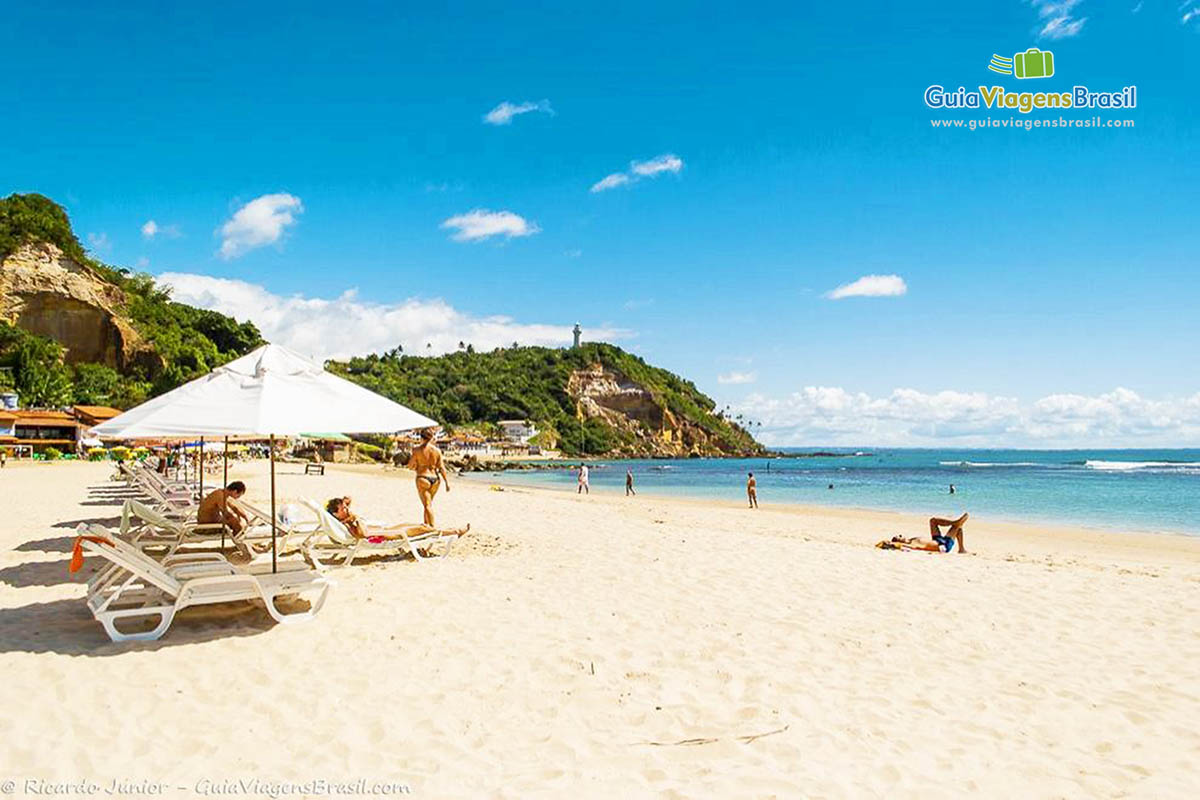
[877,513,969,553]
[325,496,468,541]
[198,481,250,534]
[929,512,968,553]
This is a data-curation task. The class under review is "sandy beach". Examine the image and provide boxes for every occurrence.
[2,459,1198,799]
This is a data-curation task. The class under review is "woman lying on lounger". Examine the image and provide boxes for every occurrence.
[878,513,969,553]
[325,496,469,541]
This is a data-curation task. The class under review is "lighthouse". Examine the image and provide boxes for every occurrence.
[572,323,582,348]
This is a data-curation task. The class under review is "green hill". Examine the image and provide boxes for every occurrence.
[0,193,263,407]
[327,344,764,457]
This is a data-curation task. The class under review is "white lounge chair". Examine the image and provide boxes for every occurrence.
[297,498,455,567]
[226,496,320,559]
[120,499,246,557]
[74,524,332,643]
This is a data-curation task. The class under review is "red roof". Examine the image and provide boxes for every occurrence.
[13,410,77,426]
[73,405,123,421]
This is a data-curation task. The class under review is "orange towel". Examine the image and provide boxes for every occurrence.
[70,534,115,573]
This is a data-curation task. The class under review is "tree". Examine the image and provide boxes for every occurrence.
[72,363,121,405]
[14,337,73,406]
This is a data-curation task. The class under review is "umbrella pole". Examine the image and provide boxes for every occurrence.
[199,436,204,503]
[270,434,277,573]
[222,436,228,549]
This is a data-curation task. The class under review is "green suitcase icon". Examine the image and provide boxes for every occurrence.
[1014,48,1054,79]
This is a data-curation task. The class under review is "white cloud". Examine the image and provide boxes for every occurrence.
[217,193,303,259]
[483,100,554,125]
[440,209,539,242]
[718,371,757,385]
[142,219,180,240]
[631,153,684,177]
[590,173,632,193]
[1032,1,1088,39]
[825,274,907,300]
[736,386,1200,447]
[590,153,684,193]
[157,272,632,361]
[87,232,111,253]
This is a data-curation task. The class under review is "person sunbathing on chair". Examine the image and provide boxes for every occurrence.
[198,481,250,534]
[326,496,468,541]
[327,496,366,538]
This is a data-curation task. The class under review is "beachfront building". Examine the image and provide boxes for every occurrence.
[11,409,80,453]
[0,405,124,456]
[0,409,17,453]
[498,419,538,444]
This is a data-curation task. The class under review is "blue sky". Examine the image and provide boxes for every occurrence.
[3,1,1199,446]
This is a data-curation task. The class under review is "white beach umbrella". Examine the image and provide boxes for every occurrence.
[93,343,437,570]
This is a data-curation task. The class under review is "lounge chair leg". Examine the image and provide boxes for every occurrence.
[261,582,330,624]
[99,606,176,643]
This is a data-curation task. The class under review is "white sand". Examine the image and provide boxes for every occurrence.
[1,460,1198,798]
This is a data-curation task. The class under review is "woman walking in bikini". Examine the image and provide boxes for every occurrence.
[409,427,450,526]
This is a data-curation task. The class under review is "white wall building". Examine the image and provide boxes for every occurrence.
[497,419,538,444]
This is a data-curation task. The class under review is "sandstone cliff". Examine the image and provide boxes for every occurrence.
[0,242,161,373]
[567,362,750,457]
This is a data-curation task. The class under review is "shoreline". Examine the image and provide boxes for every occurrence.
[460,469,1200,543]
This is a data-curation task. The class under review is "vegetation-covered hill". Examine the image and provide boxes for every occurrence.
[0,193,262,407]
[1,192,763,458]
[328,344,764,457]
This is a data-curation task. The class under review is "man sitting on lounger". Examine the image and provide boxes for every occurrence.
[198,481,250,535]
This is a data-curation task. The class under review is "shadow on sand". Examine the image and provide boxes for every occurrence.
[0,597,280,656]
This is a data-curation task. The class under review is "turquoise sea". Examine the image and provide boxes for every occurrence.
[477,449,1200,535]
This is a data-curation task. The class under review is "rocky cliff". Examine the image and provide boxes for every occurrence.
[0,192,262,408]
[567,362,734,457]
[0,242,162,373]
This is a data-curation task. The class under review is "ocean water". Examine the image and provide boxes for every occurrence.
[477,449,1200,535]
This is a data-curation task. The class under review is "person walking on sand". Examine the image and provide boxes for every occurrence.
[747,472,758,508]
[577,463,590,494]
[625,468,635,496]
[409,427,450,526]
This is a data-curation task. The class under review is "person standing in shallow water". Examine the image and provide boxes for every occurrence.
[626,468,636,496]
[409,427,449,526]
[747,472,758,508]
[577,463,589,494]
